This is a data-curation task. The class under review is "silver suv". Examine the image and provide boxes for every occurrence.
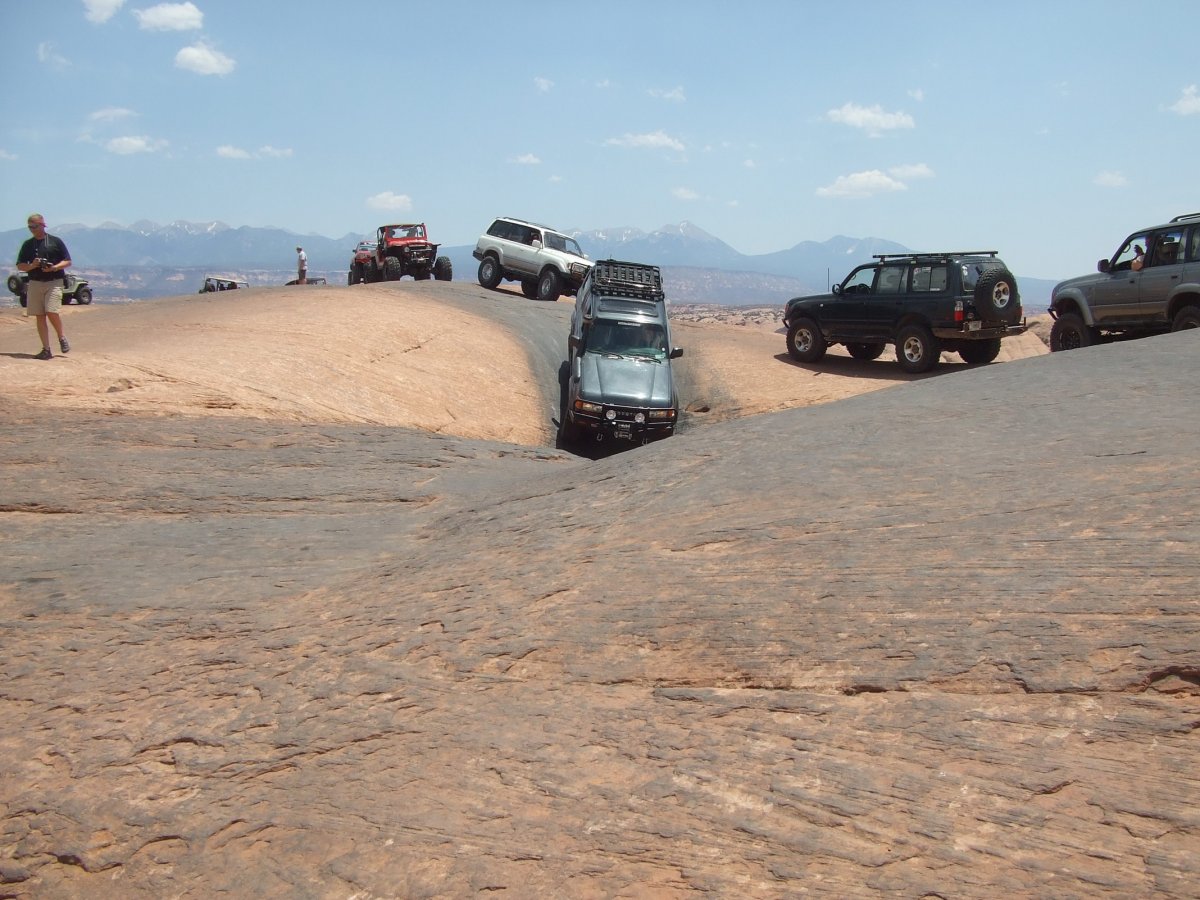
[473,216,592,302]
[1049,212,1200,351]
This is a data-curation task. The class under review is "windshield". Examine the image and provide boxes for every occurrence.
[544,231,584,256]
[586,320,667,359]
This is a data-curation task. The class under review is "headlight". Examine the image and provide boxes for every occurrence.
[570,263,588,277]
[634,412,646,424]
[605,409,617,421]
[574,400,603,414]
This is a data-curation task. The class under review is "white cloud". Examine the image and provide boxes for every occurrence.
[1094,170,1128,188]
[596,79,611,89]
[37,42,69,68]
[649,86,686,102]
[0,149,17,161]
[1168,84,1200,116]
[106,135,168,154]
[83,0,126,23]
[219,145,294,160]
[175,42,235,76]
[826,102,915,136]
[134,2,203,31]
[672,187,698,200]
[743,159,756,169]
[908,88,925,102]
[605,130,686,152]
[89,106,137,123]
[888,162,934,180]
[367,191,413,212]
[513,153,541,165]
[816,170,907,199]
[534,77,553,93]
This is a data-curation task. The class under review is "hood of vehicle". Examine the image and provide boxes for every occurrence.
[1052,271,1104,293]
[579,353,674,408]
[785,292,836,315]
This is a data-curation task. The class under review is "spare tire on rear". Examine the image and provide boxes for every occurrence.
[6,274,23,295]
[974,267,1021,324]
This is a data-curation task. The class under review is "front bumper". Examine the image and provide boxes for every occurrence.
[571,405,676,442]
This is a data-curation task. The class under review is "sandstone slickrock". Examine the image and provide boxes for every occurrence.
[0,286,1195,898]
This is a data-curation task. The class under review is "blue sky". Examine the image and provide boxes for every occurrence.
[2,1,1197,280]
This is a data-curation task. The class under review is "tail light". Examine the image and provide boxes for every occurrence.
[954,299,964,323]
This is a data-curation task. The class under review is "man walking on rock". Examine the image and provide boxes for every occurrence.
[16,213,71,360]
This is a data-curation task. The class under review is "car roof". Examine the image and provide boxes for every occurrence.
[494,216,561,233]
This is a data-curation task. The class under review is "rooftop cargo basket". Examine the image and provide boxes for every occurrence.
[592,259,665,302]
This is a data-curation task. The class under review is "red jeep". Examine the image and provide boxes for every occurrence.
[362,223,453,283]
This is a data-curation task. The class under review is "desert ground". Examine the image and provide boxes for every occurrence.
[1,281,1197,899]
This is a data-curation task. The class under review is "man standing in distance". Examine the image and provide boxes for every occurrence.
[296,246,308,284]
[16,214,71,360]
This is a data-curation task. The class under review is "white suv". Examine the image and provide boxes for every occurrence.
[473,216,592,302]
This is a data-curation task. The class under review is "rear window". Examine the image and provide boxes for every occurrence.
[911,265,948,292]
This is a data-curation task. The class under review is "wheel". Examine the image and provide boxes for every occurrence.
[478,256,502,289]
[350,262,364,284]
[6,274,22,294]
[433,256,453,281]
[557,415,581,448]
[895,323,940,373]
[536,268,562,302]
[959,338,1001,365]
[1171,305,1200,331]
[973,268,1021,324]
[18,292,27,308]
[383,256,402,281]
[786,318,827,363]
[365,259,380,283]
[74,286,93,305]
[846,342,885,361]
[521,278,538,299]
[1049,313,1094,352]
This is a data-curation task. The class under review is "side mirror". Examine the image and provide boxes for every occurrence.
[831,284,843,295]
[568,334,580,349]
[1098,259,1111,273]
[670,347,683,359]
[572,355,581,381]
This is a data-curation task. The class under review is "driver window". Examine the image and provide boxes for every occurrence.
[1112,234,1149,272]
[1149,229,1185,267]
[842,267,875,295]
[876,265,906,294]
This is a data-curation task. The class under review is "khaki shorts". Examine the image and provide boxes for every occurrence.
[26,279,64,316]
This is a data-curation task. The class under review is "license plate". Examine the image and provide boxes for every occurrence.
[968,321,982,331]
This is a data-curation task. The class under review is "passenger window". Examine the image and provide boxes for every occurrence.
[1189,228,1200,262]
[911,265,948,292]
[1149,228,1185,267]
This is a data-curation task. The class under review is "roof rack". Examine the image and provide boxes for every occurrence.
[1170,212,1200,223]
[591,259,665,301]
[872,250,999,261]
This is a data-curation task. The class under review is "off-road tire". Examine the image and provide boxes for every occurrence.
[6,274,23,295]
[433,257,453,282]
[846,342,885,361]
[365,259,380,283]
[1049,313,1094,352]
[1171,305,1200,331]
[74,287,93,305]
[383,256,402,282]
[786,318,827,363]
[536,268,563,302]
[896,323,940,373]
[974,268,1021,324]
[521,278,538,299]
[478,256,502,289]
[959,338,1001,365]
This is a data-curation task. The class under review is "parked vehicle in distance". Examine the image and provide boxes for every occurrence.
[348,240,377,284]
[360,223,452,283]
[561,259,683,446]
[474,216,592,302]
[7,271,93,307]
[199,275,249,293]
[782,250,1026,374]
[1048,212,1200,351]
[286,277,328,286]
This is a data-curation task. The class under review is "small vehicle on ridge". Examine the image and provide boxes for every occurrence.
[360,223,452,283]
[8,271,94,306]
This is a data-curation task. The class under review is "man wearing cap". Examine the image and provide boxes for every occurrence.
[15,213,71,360]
